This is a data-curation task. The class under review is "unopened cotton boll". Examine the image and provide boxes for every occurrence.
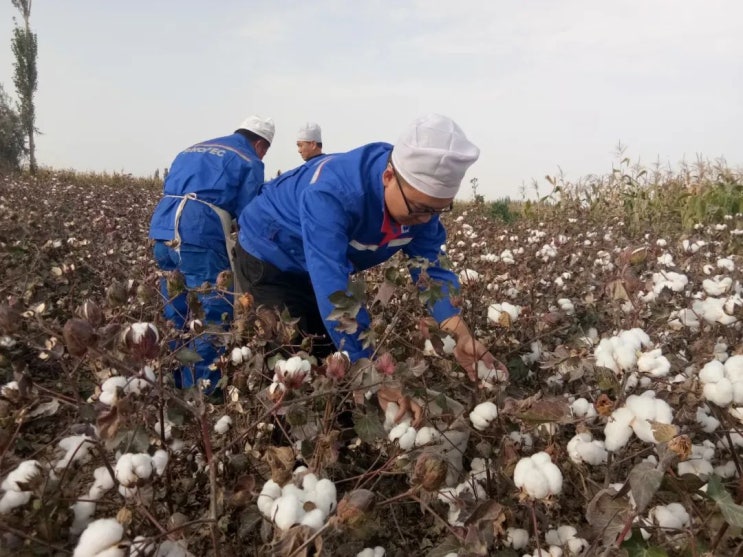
[469,401,498,431]
[73,518,125,557]
[214,415,232,434]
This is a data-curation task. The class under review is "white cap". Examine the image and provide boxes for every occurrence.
[297,122,322,143]
[237,115,275,144]
[391,113,479,199]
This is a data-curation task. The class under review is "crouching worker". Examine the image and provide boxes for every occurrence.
[149,115,275,391]
[233,113,507,394]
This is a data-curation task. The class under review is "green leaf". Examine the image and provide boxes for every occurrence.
[629,462,663,514]
[352,408,385,444]
[621,530,669,556]
[174,348,203,364]
[706,474,743,528]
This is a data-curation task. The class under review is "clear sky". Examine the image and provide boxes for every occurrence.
[0,1,740,200]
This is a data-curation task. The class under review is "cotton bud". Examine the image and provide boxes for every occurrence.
[0,303,21,335]
[123,322,160,359]
[336,489,375,526]
[216,270,233,291]
[412,453,448,491]
[106,280,129,307]
[325,351,350,380]
[63,318,97,357]
[77,300,103,328]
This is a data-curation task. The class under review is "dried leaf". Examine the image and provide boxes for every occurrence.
[649,421,678,444]
[511,396,571,424]
[26,398,60,420]
[372,280,397,307]
[263,446,295,486]
[585,488,634,546]
[270,524,322,557]
[628,462,663,514]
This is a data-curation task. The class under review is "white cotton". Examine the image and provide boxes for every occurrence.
[153,419,173,441]
[637,349,671,377]
[717,258,735,271]
[300,508,326,531]
[703,276,733,296]
[398,427,417,450]
[0,490,31,514]
[513,452,562,499]
[604,407,635,451]
[545,525,576,546]
[696,407,720,433]
[459,269,480,284]
[152,450,169,476]
[714,460,738,478]
[469,402,499,431]
[567,432,608,465]
[678,458,714,477]
[505,527,529,549]
[650,502,690,530]
[73,518,125,557]
[422,339,437,356]
[214,415,232,435]
[442,335,456,354]
[415,426,441,446]
[300,473,318,492]
[656,253,674,266]
[257,480,282,517]
[230,347,244,365]
[70,500,97,535]
[726,355,743,380]
[570,398,597,420]
[626,393,674,443]
[652,271,688,294]
[115,453,153,487]
[270,493,303,530]
[703,378,734,406]
[477,360,508,385]
[307,478,337,517]
[281,483,306,503]
[155,539,193,557]
[692,297,738,326]
[356,547,385,557]
[487,302,522,324]
[56,435,94,470]
[700,360,725,384]
[557,298,575,315]
[2,460,41,492]
[388,421,412,441]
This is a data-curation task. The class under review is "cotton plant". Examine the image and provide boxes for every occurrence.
[256,470,337,531]
[0,460,42,514]
[603,391,674,452]
[513,452,563,500]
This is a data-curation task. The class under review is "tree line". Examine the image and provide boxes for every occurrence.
[1,0,37,172]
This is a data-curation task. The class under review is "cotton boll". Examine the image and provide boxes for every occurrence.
[257,480,282,517]
[415,426,441,446]
[388,422,413,442]
[214,415,232,434]
[270,494,303,530]
[696,407,720,433]
[725,355,743,381]
[469,402,498,431]
[230,347,244,365]
[703,378,734,406]
[151,450,168,476]
[73,518,125,557]
[70,500,97,535]
[310,479,337,517]
[699,360,725,384]
[650,502,690,530]
[570,398,597,420]
[300,508,326,531]
[300,472,318,492]
[637,349,671,377]
[567,433,608,465]
[513,452,562,499]
[281,483,306,503]
[398,426,417,450]
[604,407,635,452]
[505,527,529,549]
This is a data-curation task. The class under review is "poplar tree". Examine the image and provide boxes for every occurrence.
[11,0,38,174]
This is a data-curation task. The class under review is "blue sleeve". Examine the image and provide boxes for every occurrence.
[299,187,373,362]
[232,159,265,219]
[403,218,462,323]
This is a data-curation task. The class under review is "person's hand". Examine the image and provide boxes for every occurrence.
[454,333,509,383]
[377,384,424,428]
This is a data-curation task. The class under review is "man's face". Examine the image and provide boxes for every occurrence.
[297,141,321,161]
[382,164,454,226]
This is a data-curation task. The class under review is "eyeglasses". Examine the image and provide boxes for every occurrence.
[390,164,453,215]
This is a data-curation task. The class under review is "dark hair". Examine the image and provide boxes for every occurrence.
[236,128,270,146]
[316,142,323,148]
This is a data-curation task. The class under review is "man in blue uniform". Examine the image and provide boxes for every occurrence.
[149,114,275,391]
[234,113,503,389]
[296,122,324,162]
